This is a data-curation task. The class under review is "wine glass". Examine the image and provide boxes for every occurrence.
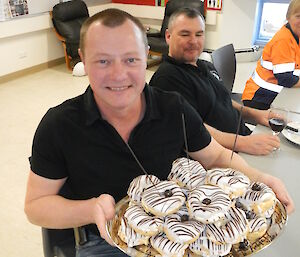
[268,107,288,136]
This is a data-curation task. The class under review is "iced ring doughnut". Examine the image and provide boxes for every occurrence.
[150,232,188,257]
[206,168,250,198]
[168,157,207,189]
[127,175,160,203]
[189,231,232,257]
[118,216,149,247]
[187,185,232,224]
[163,205,205,244]
[141,180,185,216]
[206,207,248,244]
[238,182,276,215]
[123,203,163,236]
[247,214,268,241]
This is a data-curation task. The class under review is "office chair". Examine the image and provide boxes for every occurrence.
[51,0,89,70]
[147,0,205,65]
[211,43,242,103]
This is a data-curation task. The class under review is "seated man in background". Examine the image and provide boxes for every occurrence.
[149,7,280,156]
[24,8,294,257]
[242,0,300,110]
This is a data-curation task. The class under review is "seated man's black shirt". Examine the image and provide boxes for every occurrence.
[30,85,211,204]
[150,55,251,136]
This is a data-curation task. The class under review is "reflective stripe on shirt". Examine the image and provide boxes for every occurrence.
[260,57,295,74]
[273,62,295,74]
[293,69,300,76]
[252,70,283,93]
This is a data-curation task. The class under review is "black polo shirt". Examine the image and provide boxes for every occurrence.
[30,85,211,203]
[150,55,251,136]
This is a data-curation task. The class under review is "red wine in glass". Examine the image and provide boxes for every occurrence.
[269,118,286,134]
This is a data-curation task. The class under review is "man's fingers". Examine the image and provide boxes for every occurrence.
[94,203,115,246]
[98,194,115,220]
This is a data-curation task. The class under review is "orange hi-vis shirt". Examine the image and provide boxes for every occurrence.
[242,24,300,106]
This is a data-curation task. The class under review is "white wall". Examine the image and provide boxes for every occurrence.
[205,0,257,50]
[0,1,257,78]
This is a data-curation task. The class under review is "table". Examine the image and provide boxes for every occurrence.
[273,88,300,113]
[239,125,300,257]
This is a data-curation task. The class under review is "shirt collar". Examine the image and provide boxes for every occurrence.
[286,23,299,45]
[83,84,161,126]
[163,54,208,74]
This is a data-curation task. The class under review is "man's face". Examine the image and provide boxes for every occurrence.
[80,20,148,113]
[166,15,205,65]
[289,11,300,37]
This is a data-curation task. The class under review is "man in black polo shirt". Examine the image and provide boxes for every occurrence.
[149,7,280,156]
[24,9,294,257]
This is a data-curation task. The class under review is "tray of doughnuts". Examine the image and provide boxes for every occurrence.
[106,158,287,257]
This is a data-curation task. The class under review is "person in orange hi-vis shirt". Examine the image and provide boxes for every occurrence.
[242,0,300,110]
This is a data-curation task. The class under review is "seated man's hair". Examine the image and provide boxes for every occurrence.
[168,7,205,32]
[80,8,148,56]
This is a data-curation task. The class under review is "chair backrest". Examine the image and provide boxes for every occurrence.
[52,0,89,58]
[160,0,205,37]
[211,43,237,93]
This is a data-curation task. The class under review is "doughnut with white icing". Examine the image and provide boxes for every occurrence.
[118,216,149,247]
[189,231,232,257]
[150,232,188,257]
[142,180,185,216]
[168,157,207,189]
[206,207,248,244]
[163,205,205,244]
[187,184,232,224]
[127,174,160,203]
[206,168,250,198]
[123,203,163,236]
[238,182,276,215]
[246,213,268,241]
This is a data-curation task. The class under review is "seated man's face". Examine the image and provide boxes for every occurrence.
[166,15,205,65]
[81,20,148,112]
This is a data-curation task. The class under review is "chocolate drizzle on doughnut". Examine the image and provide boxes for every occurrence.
[246,211,256,220]
[181,214,189,222]
[142,181,185,216]
[202,198,211,205]
[252,183,261,191]
[239,239,249,250]
[164,189,173,197]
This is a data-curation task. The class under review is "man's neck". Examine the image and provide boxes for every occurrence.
[168,54,197,67]
[98,94,146,142]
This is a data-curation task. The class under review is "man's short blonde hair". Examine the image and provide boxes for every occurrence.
[286,0,300,19]
[79,8,148,57]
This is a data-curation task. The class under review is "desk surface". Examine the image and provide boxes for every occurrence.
[273,88,300,113]
[239,125,300,257]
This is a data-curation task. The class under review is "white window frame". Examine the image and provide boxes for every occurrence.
[253,0,290,46]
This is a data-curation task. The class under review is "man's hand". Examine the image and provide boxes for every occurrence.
[238,134,280,155]
[258,173,295,214]
[93,194,115,245]
[254,109,270,127]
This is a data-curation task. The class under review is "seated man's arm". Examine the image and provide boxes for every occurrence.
[188,138,294,214]
[231,100,271,127]
[205,124,280,155]
[24,170,114,244]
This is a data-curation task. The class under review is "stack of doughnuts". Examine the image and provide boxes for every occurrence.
[117,158,278,257]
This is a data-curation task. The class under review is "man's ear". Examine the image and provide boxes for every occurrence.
[165,29,171,45]
[78,48,87,74]
[78,48,84,64]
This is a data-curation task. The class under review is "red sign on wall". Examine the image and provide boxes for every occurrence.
[112,0,169,6]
